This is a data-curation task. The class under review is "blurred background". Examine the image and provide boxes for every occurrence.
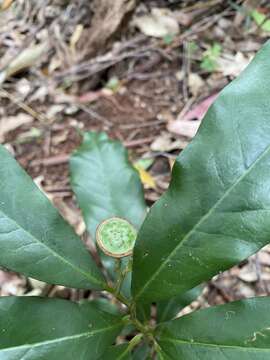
[0,0,270,312]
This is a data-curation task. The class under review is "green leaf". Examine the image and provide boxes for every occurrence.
[105,77,120,92]
[157,351,171,360]
[70,131,146,235]
[157,297,270,359]
[70,132,146,297]
[251,10,270,32]
[157,286,203,323]
[0,296,122,359]
[132,342,150,359]
[101,334,145,359]
[133,158,154,171]
[0,145,104,289]
[200,42,222,72]
[132,40,270,303]
[100,344,131,359]
[87,298,120,315]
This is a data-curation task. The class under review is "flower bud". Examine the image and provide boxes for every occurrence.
[96,217,137,258]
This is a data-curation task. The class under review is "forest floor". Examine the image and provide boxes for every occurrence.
[1,0,270,313]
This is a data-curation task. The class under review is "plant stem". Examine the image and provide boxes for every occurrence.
[106,285,157,355]
[105,284,131,307]
[114,258,122,279]
[154,342,164,359]
[116,292,131,308]
[127,333,143,352]
[115,258,132,296]
[104,261,156,350]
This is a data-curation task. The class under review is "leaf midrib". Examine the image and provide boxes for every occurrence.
[159,337,270,353]
[117,348,130,360]
[74,139,122,226]
[135,138,270,300]
[94,139,129,218]
[0,209,102,287]
[0,323,119,353]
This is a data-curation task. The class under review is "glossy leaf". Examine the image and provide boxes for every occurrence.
[70,131,146,235]
[70,132,146,297]
[100,344,131,359]
[132,40,270,303]
[0,145,104,289]
[88,298,120,315]
[157,351,171,360]
[132,342,150,360]
[157,286,203,323]
[157,297,270,359]
[0,296,122,359]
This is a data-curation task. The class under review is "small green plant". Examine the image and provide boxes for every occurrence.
[1,41,270,359]
[200,42,222,72]
[251,9,270,32]
[105,76,120,92]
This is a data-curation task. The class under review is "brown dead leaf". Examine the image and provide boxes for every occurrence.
[15,78,32,98]
[151,132,188,151]
[183,93,219,121]
[0,0,13,11]
[134,8,180,38]
[167,120,201,139]
[237,283,256,298]
[188,73,204,96]
[0,113,33,143]
[217,52,252,77]
[27,277,48,296]
[77,89,113,103]
[173,10,193,26]
[257,250,270,266]
[0,271,26,296]
[167,93,220,138]
[238,262,258,283]
[0,42,48,84]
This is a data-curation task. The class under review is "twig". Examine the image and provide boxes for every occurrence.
[0,88,50,124]
[209,281,234,302]
[124,136,155,148]
[120,119,166,130]
[182,40,190,102]
[29,136,156,168]
[30,154,69,167]
[54,46,165,84]
[177,97,195,121]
